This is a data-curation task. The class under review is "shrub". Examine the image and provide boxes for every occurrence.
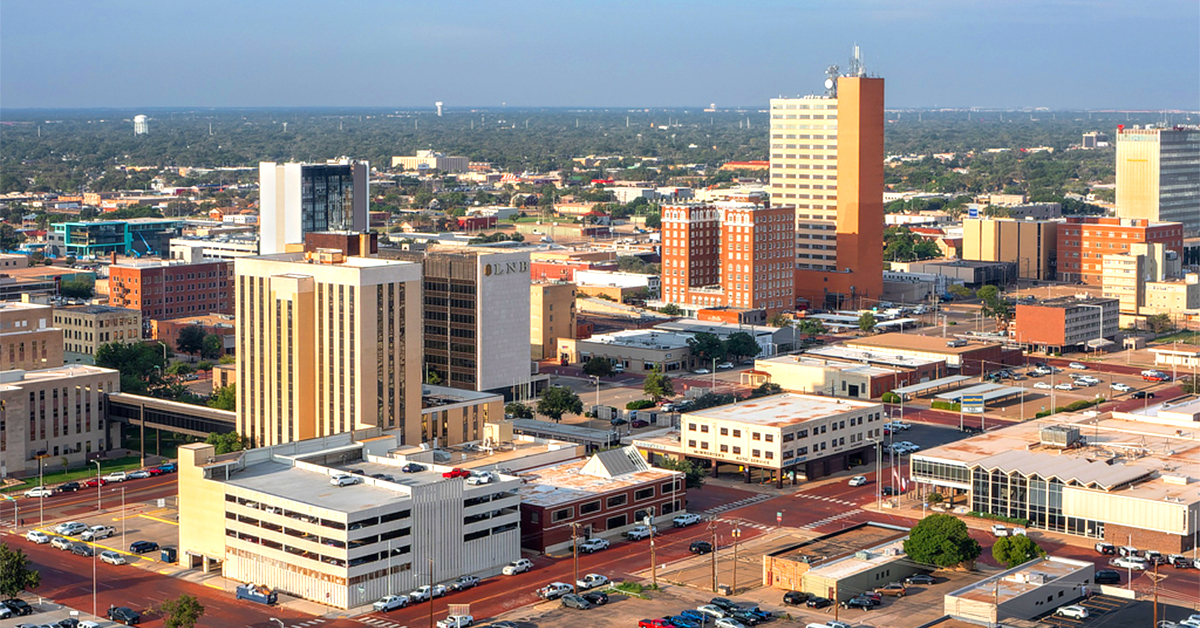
[967,511,1030,526]
[881,392,901,404]
[928,492,944,504]
[931,400,961,412]
[626,399,656,410]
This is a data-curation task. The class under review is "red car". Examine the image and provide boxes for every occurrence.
[639,620,676,628]
[83,478,108,488]
[442,468,471,479]
[146,467,165,476]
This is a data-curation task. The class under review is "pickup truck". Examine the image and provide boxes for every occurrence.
[236,583,278,605]
[626,525,656,540]
[82,525,116,542]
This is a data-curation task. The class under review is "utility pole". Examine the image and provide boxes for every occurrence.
[649,506,658,589]
[709,520,718,592]
[571,523,581,594]
[732,526,741,594]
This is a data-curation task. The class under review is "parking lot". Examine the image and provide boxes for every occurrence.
[25,495,181,571]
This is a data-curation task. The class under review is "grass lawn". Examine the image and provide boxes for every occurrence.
[1,456,149,493]
[1152,330,1200,345]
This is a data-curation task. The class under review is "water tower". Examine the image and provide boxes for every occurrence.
[435,101,444,117]
[133,114,149,135]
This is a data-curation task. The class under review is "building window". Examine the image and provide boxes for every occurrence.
[700,425,709,433]
[765,434,774,442]
[580,501,601,515]
[720,444,729,453]
[635,488,655,501]
[552,508,573,523]
[752,432,761,441]
[719,427,729,436]
[752,449,761,458]
[606,494,627,508]
[732,446,741,454]
[732,429,741,437]
[688,440,697,448]
[605,514,627,530]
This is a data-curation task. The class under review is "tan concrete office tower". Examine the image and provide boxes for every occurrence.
[1116,125,1200,235]
[770,71,885,309]
[234,250,422,447]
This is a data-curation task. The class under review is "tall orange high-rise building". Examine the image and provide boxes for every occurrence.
[770,65,885,309]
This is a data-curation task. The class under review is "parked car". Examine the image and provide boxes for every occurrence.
[1095,542,1117,555]
[631,419,650,428]
[54,521,88,536]
[783,590,810,605]
[1111,382,1133,392]
[610,418,628,426]
[100,551,127,566]
[875,582,907,597]
[373,595,409,612]
[1068,362,1087,370]
[450,575,479,591]
[697,604,727,618]
[1054,382,1075,391]
[329,473,359,487]
[1118,545,1139,557]
[401,463,426,473]
[1034,382,1052,390]
[666,615,701,628]
[465,471,495,485]
[442,468,471,479]
[0,605,9,620]
[841,596,874,610]
[128,470,151,480]
[991,524,1009,537]
[107,606,141,625]
[156,462,177,473]
[70,542,94,557]
[693,368,711,375]
[1112,556,1148,570]
[806,596,832,608]
[582,591,609,606]
[689,540,714,554]
[102,471,128,483]
[2,598,34,616]
[1094,569,1121,584]
[51,536,74,550]
[502,558,533,575]
[57,481,82,492]
[848,475,868,487]
[881,486,899,496]
[560,594,592,610]
[1056,605,1089,619]
[716,362,734,370]
[82,525,116,542]
[576,573,609,590]
[129,540,159,554]
[715,619,747,628]
[26,531,50,544]
[24,486,54,498]
[673,513,702,527]
[708,597,740,613]
[638,619,676,628]
[146,466,166,476]
[436,614,474,628]
[1132,391,1156,399]
[536,582,572,600]
[905,573,936,585]
[626,525,656,540]
[578,538,610,554]
[409,584,448,602]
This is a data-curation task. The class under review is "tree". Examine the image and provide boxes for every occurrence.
[59,276,95,299]
[95,341,167,395]
[582,357,615,378]
[858,311,877,333]
[659,303,683,316]
[537,385,583,423]
[200,334,224,360]
[653,456,705,489]
[977,285,1011,322]
[159,593,205,628]
[176,325,207,356]
[208,385,236,411]
[1146,314,1173,334]
[643,368,675,402]
[992,535,1046,568]
[167,362,195,377]
[724,332,760,361]
[0,543,41,597]
[204,432,245,455]
[749,382,783,398]
[0,223,24,251]
[425,369,443,385]
[687,332,725,363]
[903,513,982,568]
[505,402,534,419]
[948,284,974,299]
[798,319,826,337]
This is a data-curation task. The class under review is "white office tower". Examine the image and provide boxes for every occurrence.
[258,159,370,255]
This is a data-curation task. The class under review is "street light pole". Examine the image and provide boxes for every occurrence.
[571,523,581,595]
[92,460,102,510]
[708,519,718,593]
[732,526,741,594]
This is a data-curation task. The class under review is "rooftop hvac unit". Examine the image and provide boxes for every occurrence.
[854,550,872,560]
[1039,425,1082,449]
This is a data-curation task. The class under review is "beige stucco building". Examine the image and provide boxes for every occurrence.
[391,150,470,174]
[177,433,521,609]
[530,281,576,361]
[1103,242,1200,324]
[0,365,118,477]
[54,305,142,364]
[1,302,64,372]
[962,217,1058,280]
[234,250,423,447]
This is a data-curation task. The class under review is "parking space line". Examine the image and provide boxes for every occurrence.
[139,513,178,526]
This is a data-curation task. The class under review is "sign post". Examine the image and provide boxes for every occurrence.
[961,394,985,432]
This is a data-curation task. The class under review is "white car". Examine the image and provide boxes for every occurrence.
[24,486,54,498]
[626,525,656,540]
[991,524,1010,537]
[886,421,911,431]
[848,475,868,487]
[716,620,747,628]
[716,362,734,370]
[1112,556,1148,570]
[577,538,610,554]
[693,368,711,375]
[102,471,128,482]
[0,606,10,619]
[697,604,727,618]
[502,558,534,575]
[465,472,495,485]
[410,584,447,601]
[1054,383,1074,391]
[1112,382,1133,392]
[373,595,410,612]
[26,530,50,544]
[1033,382,1052,390]
[54,521,88,536]
[673,513,702,527]
[576,573,609,590]
[1068,362,1087,370]
[100,550,127,565]
[1056,605,1089,619]
[329,473,359,487]
[82,525,116,541]
[437,615,474,628]
[537,582,573,600]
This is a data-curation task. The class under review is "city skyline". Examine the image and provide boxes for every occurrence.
[1,0,1197,110]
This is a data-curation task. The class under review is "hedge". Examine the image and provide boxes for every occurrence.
[881,392,901,404]
[931,400,961,412]
[626,399,656,410]
[968,511,1031,526]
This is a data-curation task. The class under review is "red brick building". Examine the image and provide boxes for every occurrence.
[1056,216,1184,284]
[108,258,233,329]
[518,447,685,553]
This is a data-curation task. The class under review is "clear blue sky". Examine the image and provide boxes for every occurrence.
[2,0,1197,110]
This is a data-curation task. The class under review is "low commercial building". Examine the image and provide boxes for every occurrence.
[418,385,504,446]
[47,218,183,257]
[909,408,1200,553]
[530,281,577,361]
[944,557,1095,626]
[1149,344,1200,368]
[962,217,1058,280]
[517,446,684,553]
[902,259,1016,287]
[0,301,63,371]
[0,365,119,477]
[752,354,914,400]
[798,537,919,603]
[842,332,1020,375]
[654,319,792,359]
[177,432,521,609]
[1012,297,1119,353]
[557,329,694,373]
[54,305,142,364]
[151,314,235,357]
[635,393,885,486]
[761,522,908,593]
[391,150,470,174]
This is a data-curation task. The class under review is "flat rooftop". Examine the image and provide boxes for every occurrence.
[518,457,679,508]
[654,319,776,338]
[60,304,135,316]
[684,393,881,428]
[0,365,115,387]
[421,384,500,408]
[950,556,1092,605]
[845,332,999,355]
[806,344,943,368]
[757,354,900,377]
[806,538,909,580]
[1022,296,1118,310]
[578,329,691,350]
[223,460,412,513]
[767,522,906,566]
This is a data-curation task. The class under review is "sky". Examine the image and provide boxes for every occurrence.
[2,0,1197,110]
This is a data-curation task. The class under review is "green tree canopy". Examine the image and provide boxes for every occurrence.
[166,362,195,376]
[0,543,41,597]
[204,431,246,455]
[798,319,827,337]
[505,402,534,419]
[59,276,95,299]
[537,385,583,423]
[977,285,1012,321]
[903,513,982,568]
[160,593,206,628]
[652,456,705,489]
[687,332,726,362]
[991,534,1046,568]
[200,334,224,360]
[643,368,675,402]
[948,284,974,299]
[858,311,878,333]
[1146,314,1173,334]
[582,357,615,378]
[95,341,167,395]
[176,325,207,356]
[659,303,683,316]
[724,332,760,361]
[208,385,236,411]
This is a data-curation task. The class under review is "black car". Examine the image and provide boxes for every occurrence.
[55,619,81,628]
[842,596,874,610]
[882,486,898,496]
[1131,391,1155,399]
[582,591,608,606]
[730,609,763,625]
[71,543,94,557]
[57,481,82,493]
[806,596,831,608]
[610,418,628,426]
[401,463,426,473]
[1173,559,1192,569]
[904,573,936,585]
[560,594,592,610]
[129,540,159,554]
[2,598,33,615]
[108,606,141,625]
[783,590,809,605]
[1094,569,1122,584]
[689,540,713,554]
[710,597,740,612]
